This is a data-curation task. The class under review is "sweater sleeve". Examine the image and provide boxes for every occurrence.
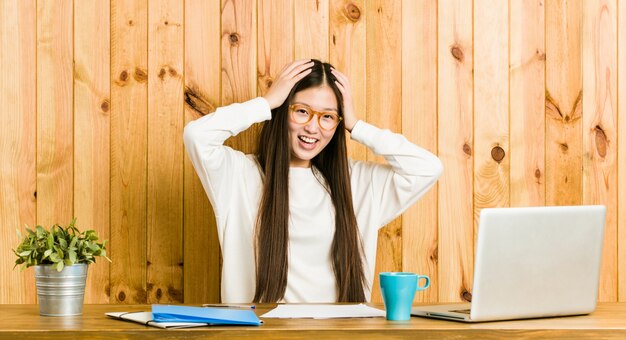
[183,97,271,220]
[349,120,443,227]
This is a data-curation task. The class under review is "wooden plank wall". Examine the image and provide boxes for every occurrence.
[1,0,625,304]
[0,0,37,304]
[74,0,111,304]
[110,0,148,304]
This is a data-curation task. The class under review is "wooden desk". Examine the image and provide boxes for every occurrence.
[2,303,626,339]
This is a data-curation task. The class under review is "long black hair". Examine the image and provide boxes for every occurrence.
[254,60,367,303]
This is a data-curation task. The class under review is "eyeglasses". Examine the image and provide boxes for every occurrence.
[288,104,342,131]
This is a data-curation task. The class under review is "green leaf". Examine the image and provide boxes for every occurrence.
[13,218,110,270]
[49,253,60,263]
[53,245,64,260]
[85,230,98,241]
[47,232,54,249]
[59,238,68,249]
[101,250,112,263]
[69,235,78,249]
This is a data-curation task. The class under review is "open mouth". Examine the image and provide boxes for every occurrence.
[298,135,319,144]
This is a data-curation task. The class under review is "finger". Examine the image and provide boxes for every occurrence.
[283,59,309,72]
[286,61,314,79]
[331,69,349,84]
[334,80,346,94]
[276,61,312,83]
[292,67,312,82]
[282,59,312,77]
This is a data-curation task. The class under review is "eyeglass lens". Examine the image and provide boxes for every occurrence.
[291,105,340,130]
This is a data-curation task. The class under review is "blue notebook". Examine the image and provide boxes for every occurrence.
[152,305,262,326]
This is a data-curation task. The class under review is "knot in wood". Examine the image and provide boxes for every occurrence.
[168,286,183,302]
[345,3,361,22]
[451,46,464,62]
[462,143,472,156]
[100,100,110,112]
[491,146,505,163]
[461,290,472,302]
[117,291,126,302]
[133,67,148,83]
[430,246,438,262]
[229,33,240,45]
[184,85,214,116]
[536,49,546,61]
[119,70,129,82]
[595,126,607,157]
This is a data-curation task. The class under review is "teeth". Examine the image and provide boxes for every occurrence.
[299,136,318,144]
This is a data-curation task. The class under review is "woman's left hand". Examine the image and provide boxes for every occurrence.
[331,68,359,132]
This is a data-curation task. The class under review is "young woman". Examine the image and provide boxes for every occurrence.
[184,59,443,303]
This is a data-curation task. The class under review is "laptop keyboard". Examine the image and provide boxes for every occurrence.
[450,309,471,314]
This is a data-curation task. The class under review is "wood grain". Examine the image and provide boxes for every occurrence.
[36,0,73,227]
[510,0,546,207]
[329,0,367,162]
[619,0,626,302]
[437,0,474,303]
[74,0,111,304]
[401,0,438,303]
[5,0,626,306]
[221,0,258,154]
[0,0,36,304]
[545,0,583,206]
[473,0,510,222]
[295,0,329,61]
[110,0,148,304]
[366,0,403,303]
[147,0,184,304]
[582,0,617,302]
[258,0,293,97]
[4,303,626,339]
[183,0,222,304]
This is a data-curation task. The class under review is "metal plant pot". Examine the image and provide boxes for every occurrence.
[34,263,88,316]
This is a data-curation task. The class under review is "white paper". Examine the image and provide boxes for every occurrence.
[260,304,386,319]
[106,312,209,329]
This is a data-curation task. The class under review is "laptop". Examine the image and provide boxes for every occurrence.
[411,205,606,322]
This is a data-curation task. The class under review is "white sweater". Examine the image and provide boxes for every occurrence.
[183,97,443,303]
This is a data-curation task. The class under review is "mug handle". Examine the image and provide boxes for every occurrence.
[416,275,430,290]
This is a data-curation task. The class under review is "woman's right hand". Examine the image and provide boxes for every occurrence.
[262,59,314,109]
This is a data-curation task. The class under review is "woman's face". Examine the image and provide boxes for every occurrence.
[288,85,339,167]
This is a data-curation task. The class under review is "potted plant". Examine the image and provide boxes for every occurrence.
[13,218,111,316]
